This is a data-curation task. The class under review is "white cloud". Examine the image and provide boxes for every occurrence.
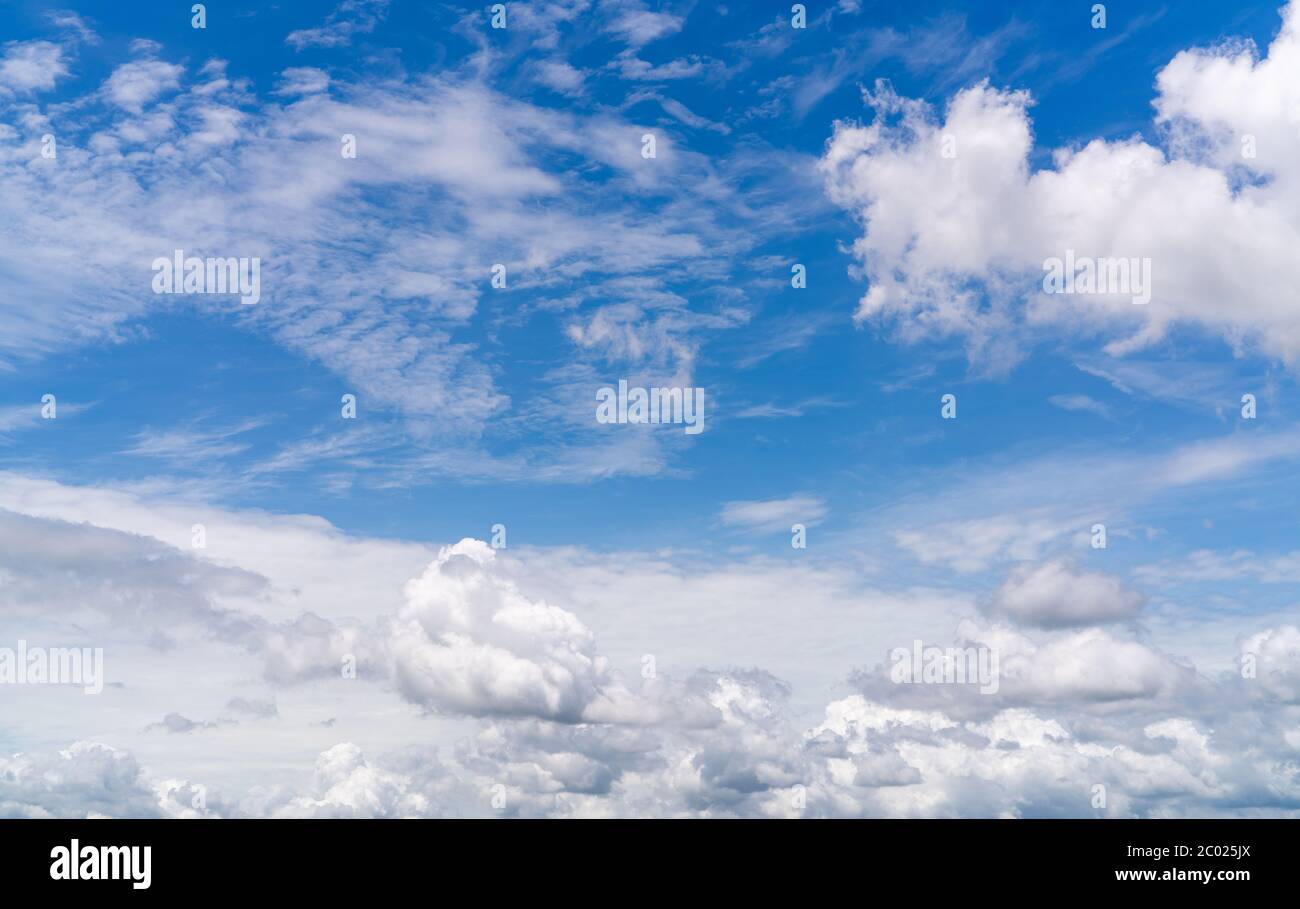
[0,40,67,93]
[818,1,1300,369]
[0,44,800,478]
[893,512,1079,574]
[0,475,1295,818]
[268,743,429,818]
[0,401,91,438]
[286,0,390,51]
[48,12,98,46]
[0,743,176,818]
[1075,358,1251,414]
[994,626,1195,703]
[605,4,684,48]
[274,67,331,95]
[388,539,638,723]
[719,495,827,532]
[990,559,1146,628]
[1047,393,1111,419]
[611,50,713,81]
[1240,625,1300,702]
[533,60,585,96]
[121,421,262,461]
[104,59,183,112]
[1137,548,1300,586]
[5,0,1298,823]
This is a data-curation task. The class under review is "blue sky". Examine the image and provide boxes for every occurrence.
[0,0,1292,554]
[1,0,1299,818]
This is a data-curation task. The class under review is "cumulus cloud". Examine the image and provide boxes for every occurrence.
[992,626,1195,703]
[819,1,1300,369]
[0,513,1295,818]
[388,539,638,723]
[0,40,67,93]
[855,620,1199,717]
[259,612,382,684]
[989,559,1146,628]
[103,58,183,112]
[0,743,176,818]
[0,478,1295,818]
[266,743,430,818]
[3,0,1298,825]
[206,656,1300,817]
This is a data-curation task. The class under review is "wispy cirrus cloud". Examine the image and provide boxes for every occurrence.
[286,0,390,50]
[719,494,828,531]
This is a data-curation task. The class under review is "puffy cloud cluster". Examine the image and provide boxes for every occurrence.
[0,743,188,818]
[263,743,431,818]
[0,40,67,93]
[2,481,1298,818]
[236,655,1300,818]
[249,602,1298,818]
[852,620,1199,719]
[388,539,621,722]
[819,1,1300,368]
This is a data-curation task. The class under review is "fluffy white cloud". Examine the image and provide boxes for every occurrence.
[104,59,183,112]
[819,1,1300,368]
[0,40,67,93]
[992,626,1195,704]
[0,472,1296,818]
[990,559,1146,628]
[389,539,636,723]
[267,743,429,818]
[230,655,1300,817]
[0,743,177,818]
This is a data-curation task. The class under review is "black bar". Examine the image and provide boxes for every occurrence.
[1,819,1286,894]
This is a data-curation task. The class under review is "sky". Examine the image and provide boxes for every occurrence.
[0,0,1298,818]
